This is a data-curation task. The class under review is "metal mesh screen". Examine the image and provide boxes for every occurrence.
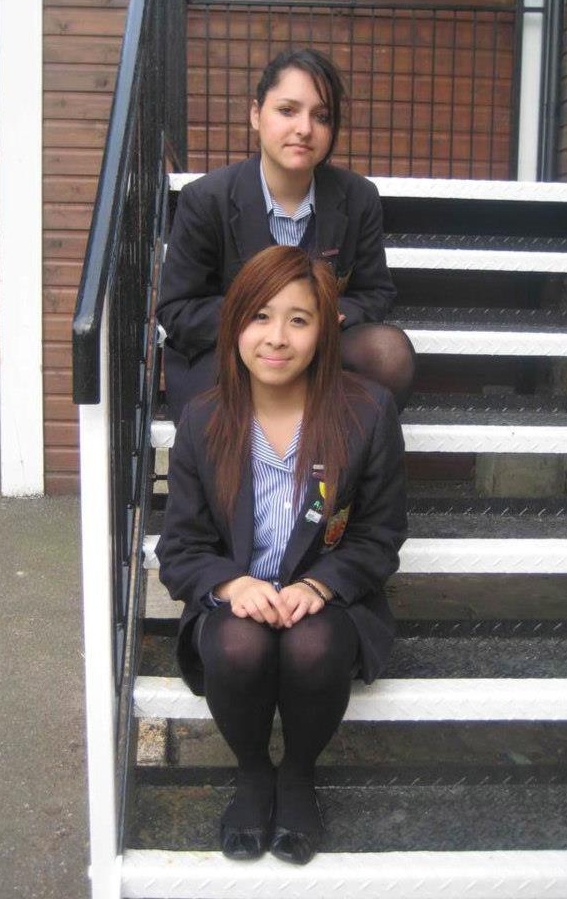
[186,0,519,178]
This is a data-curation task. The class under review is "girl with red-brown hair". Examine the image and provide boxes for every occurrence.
[157,245,407,865]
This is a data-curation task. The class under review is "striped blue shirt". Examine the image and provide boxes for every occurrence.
[259,164,315,247]
[249,418,307,581]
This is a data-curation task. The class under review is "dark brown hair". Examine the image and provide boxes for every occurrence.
[206,245,361,519]
[255,48,346,164]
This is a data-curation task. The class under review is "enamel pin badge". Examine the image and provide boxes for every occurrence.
[305,465,325,524]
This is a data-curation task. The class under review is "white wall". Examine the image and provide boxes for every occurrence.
[0,0,44,495]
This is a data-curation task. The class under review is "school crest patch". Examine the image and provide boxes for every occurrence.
[323,504,351,548]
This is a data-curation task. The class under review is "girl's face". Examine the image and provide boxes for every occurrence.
[238,279,320,395]
[250,67,333,180]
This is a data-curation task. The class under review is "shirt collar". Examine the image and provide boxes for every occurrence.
[252,418,302,466]
[259,163,315,220]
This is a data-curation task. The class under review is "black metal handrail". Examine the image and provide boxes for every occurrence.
[73,0,186,405]
[72,0,187,852]
[538,0,564,180]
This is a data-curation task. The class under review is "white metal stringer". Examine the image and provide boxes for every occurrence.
[79,303,122,899]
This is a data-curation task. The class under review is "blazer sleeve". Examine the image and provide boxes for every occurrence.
[301,390,407,603]
[156,182,225,363]
[338,177,397,328]
[155,412,247,606]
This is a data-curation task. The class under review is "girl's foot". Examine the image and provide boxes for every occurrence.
[220,766,275,860]
[270,769,323,865]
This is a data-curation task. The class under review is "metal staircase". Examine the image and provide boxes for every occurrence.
[71,2,567,896]
[121,173,567,897]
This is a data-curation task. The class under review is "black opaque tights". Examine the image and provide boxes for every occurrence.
[340,322,416,412]
[195,603,360,831]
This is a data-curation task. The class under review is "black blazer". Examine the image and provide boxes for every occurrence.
[157,155,396,364]
[156,379,407,695]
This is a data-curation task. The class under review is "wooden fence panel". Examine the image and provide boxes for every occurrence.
[43,0,126,493]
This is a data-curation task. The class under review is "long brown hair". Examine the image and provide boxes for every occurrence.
[206,245,362,518]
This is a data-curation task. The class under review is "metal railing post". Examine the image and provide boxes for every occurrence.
[517,0,545,179]
[79,301,122,899]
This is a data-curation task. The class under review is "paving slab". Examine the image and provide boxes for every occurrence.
[0,497,88,899]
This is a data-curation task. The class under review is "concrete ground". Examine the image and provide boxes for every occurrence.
[0,496,89,899]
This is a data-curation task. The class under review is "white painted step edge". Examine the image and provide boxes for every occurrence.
[407,329,567,356]
[151,419,567,454]
[385,248,567,273]
[402,425,567,454]
[163,240,567,273]
[134,676,567,722]
[143,535,567,574]
[169,172,567,203]
[121,849,567,899]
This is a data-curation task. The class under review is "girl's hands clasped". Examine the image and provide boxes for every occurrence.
[214,576,331,627]
[214,576,291,628]
[278,581,326,625]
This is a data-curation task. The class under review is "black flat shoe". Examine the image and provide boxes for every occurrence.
[220,819,270,861]
[219,788,274,860]
[270,825,319,865]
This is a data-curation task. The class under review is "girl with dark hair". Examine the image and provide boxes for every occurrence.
[156,245,407,865]
[157,47,415,424]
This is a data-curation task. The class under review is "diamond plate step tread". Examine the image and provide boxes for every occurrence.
[127,783,567,853]
[402,392,567,427]
[133,676,567,722]
[148,503,567,539]
[121,847,567,899]
[136,761,567,788]
[152,396,567,454]
[390,306,567,353]
[385,247,567,272]
[408,495,567,514]
[144,615,567,640]
[407,495,567,537]
[384,234,567,252]
[391,306,567,331]
[407,513,567,538]
[149,490,567,516]
[140,633,567,680]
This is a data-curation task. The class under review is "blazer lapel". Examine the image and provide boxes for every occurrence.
[228,459,255,569]
[229,155,273,262]
[278,477,325,584]
[314,168,348,267]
